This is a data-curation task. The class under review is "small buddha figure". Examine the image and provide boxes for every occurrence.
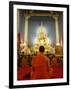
[50,55,58,66]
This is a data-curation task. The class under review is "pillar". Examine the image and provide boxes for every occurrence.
[17,9,19,32]
[53,16,60,46]
[24,16,29,46]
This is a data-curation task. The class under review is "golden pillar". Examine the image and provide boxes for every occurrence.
[24,16,30,46]
[53,16,60,46]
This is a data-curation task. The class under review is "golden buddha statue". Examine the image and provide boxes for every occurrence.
[33,22,51,54]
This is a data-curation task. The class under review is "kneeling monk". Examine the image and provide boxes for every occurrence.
[31,46,51,80]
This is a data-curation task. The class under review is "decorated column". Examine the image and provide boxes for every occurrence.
[53,16,60,46]
[24,16,29,46]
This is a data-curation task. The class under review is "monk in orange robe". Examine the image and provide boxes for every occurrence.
[31,46,51,80]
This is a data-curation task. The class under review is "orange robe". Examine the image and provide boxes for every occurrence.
[17,57,30,80]
[31,53,50,80]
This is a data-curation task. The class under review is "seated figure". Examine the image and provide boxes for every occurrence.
[50,55,58,66]
[50,55,63,78]
[17,57,30,80]
[31,46,51,80]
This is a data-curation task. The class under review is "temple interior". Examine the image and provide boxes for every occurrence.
[17,9,63,80]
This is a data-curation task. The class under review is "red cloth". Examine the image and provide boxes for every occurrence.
[17,66,31,80]
[50,65,63,78]
[17,57,31,80]
[31,53,50,80]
